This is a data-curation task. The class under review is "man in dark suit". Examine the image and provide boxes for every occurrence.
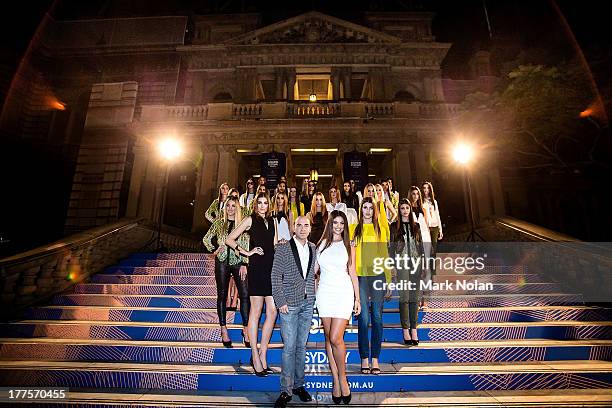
[271,215,317,408]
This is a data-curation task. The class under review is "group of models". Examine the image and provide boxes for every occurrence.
[202,176,443,407]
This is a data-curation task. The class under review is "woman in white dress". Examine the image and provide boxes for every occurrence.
[315,209,361,404]
[272,192,292,243]
[409,186,432,308]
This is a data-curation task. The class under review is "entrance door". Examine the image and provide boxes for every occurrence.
[163,160,197,231]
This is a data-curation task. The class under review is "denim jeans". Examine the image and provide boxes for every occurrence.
[357,276,385,359]
[397,267,420,329]
[279,297,315,395]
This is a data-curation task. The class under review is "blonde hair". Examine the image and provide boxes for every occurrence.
[223,196,242,230]
[310,192,328,217]
[363,183,376,201]
[272,192,288,214]
[374,183,385,202]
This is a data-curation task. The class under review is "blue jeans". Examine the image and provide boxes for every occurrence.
[279,297,315,395]
[357,276,384,359]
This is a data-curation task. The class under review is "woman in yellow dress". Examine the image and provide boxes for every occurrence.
[350,196,392,375]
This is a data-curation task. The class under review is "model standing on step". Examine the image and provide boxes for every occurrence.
[202,196,250,348]
[205,182,229,223]
[272,191,293,242]
[226,192,278,376]
[389,199,425,346]
[422,181,443,276]
[307,192,328,245]
[288,186,305,221]
[350,197,392,376]
[315,210,361,404]
[239,178,256,210]
[408,186,432,309]
[341,180,360,210]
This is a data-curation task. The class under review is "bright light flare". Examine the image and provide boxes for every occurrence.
[158,138,183,161]
[453,143,474,165]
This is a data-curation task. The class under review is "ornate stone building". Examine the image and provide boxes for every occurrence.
[5,11,505,235]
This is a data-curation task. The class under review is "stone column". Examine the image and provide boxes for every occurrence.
[342,68,352,100]
[125,141,149,218]
[278,144,293,185]
[192,72,206,104]
[335,145,352,185]
[422,76,434,102]
[395,145,412,198]
[217,144,238,189]
[368,68,389,101]
[413,143,432,185]
[286,69,296,101]
[192,144,219,232]
[275,68,284,100]
[331,68,341,101]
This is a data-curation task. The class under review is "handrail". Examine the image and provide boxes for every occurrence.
[0,218,144,267]
[494,216,579,242]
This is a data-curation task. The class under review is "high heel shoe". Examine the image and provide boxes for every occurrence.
[249,356,267,377]
[411,338,420,346]
[242,330,250,348]
[340,379,351,404]
[220,327,232,348]
[332,383,342,404]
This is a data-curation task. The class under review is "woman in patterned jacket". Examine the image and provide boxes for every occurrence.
[203,195,250,348]
[205,182,230,223]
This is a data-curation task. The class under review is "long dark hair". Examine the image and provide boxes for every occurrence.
[353,196,381,244]
[408,185,424,211]
[422,181,436,205]
[317,210,351,268]
[393,198,421,241]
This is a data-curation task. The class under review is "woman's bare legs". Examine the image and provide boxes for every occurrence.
[248,296,264,372]
[322,317,340,397]
[330,318,350,396]
[259,295,277,370]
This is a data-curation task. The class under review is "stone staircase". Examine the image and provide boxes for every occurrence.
[0,251,610,406]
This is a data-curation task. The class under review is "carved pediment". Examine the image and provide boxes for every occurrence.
[225,11,401,45]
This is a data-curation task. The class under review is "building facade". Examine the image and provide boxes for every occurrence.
[4,11,505,236]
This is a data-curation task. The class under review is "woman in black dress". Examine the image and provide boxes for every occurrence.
[307,192,328,244]
[226,192,278,376]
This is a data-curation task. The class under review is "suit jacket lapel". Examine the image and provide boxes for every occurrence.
[306,243,314,280]
[289,238,305,279]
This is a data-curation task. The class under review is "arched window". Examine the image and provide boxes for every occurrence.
[213,92,232,102]
[394,90,416,102]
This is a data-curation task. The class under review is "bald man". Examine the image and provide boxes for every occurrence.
[271,215,317,408]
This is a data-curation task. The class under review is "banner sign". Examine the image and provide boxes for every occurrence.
[343,151,368,192]
[260,152,286,190]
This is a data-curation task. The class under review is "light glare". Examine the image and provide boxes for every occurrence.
[159,138,183,161]
[453,143,474,165]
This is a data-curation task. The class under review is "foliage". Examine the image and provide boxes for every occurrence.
[461,62,609,171]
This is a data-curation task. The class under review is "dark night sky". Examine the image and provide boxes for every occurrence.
[1,1,610,83]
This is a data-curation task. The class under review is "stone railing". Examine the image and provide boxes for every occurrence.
[0,218,202,316]
[139,105,208,122]
[287,102,341,118]
[137,101,461,122]
[444,216,579,243]
[443,216,612,304]
[418,102,461,117]
[233,103,263,118]
[365,102,394,117]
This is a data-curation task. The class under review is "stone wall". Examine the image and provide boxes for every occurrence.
[0,219,152,317]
